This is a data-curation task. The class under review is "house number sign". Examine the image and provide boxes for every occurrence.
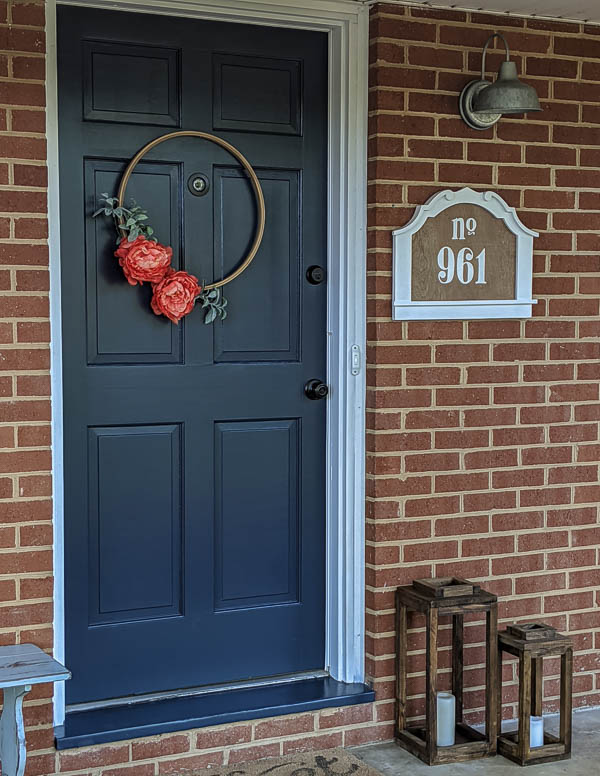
[392,188,538,320]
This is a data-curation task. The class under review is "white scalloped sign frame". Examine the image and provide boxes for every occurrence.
[392,187,538,320]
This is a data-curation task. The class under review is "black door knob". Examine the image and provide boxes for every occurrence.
[304,379,329,400]
[306,265,326,285]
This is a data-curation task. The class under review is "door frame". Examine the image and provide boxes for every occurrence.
[48,0,368,724]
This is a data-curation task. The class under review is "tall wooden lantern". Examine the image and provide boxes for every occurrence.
[497,623,573,766]
[395,578,498,766]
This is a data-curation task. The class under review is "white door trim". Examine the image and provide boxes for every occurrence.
[48,0,368,725]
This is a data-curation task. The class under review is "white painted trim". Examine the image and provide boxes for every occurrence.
[392,187,538,321]
[48,0,368,725]
[47,0,67,726]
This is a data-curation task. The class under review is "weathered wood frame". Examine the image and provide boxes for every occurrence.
[395,585,499,766]
[0,645,70,776]
[497,630,573,766]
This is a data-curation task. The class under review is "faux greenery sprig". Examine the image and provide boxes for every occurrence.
[199,287,228,323]
[93,194,155,243]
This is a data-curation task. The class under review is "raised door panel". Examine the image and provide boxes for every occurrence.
[84,159,183,364]
[213,169,300,362]
[214,420,299,612]
[87,424,183,625]
[83,40,180,126]
[213,53,301,135]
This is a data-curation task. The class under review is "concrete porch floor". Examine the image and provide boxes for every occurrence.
[354,710,599,775]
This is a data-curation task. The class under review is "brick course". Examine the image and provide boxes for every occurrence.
[1,1,599,772]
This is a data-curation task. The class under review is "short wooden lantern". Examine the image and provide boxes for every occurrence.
[497,623,573,766]
[395,578,499,766]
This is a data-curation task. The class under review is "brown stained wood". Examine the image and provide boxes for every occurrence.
[499,633,571,658]
[413,577,478,598]
[396,598,407,737]
[497,643,504,746]
[425,607,439,765]
[508,623,557,641]
[498,627,573,766]
[411,203,517,303]
[455,722,486,742]
[397,728,492,766]
[531,657,543,717]
[395,579,499,766]
[396,584,496,614]
[543,732,560,745]
[518,652,532,764]
[452,614,464,721]
[486,603,499,754]
[434,740,490,764]
[560,648,573,754]
[396,729,427,763]
[498,734,519,756]
[525,742,568,761]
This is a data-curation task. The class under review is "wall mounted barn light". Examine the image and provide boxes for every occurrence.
[459,32,542,131]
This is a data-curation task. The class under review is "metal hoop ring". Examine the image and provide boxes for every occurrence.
[117,130,266,290]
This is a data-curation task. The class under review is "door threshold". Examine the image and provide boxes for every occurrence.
[55,675,374,749]
[68,670,330,712]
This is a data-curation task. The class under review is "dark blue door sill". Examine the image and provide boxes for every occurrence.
[55,676,375,749]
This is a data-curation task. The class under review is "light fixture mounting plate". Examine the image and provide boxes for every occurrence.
[459,79,501,131]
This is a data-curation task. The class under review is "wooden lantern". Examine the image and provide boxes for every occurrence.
[497,623,573,766]
[395,577,499,766]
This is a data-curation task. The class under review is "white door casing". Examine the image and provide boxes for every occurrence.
[47,0,368,724]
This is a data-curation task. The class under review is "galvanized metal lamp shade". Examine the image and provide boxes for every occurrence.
[459,33,542,130]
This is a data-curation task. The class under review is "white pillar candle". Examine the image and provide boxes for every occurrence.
[436,691,455,747]
[530,715,544,748]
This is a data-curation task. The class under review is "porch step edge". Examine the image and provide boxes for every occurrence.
[55,676,375,749]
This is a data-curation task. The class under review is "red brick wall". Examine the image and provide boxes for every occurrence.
[0,0,56,770]
[2,1,600,772]
[367,3,600,726]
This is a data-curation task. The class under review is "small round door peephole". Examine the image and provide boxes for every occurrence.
[188,173,210,197]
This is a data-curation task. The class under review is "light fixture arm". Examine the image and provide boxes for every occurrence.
[480,32,511,81]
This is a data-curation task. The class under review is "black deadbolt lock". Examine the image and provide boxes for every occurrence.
[304,379,329,400]
[188,173,210,197]
[306,265,326,285]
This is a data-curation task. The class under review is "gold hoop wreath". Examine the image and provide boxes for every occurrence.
[93,130,266,324]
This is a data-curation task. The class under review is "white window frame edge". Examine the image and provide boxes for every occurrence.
[392,187,538,321]
[47,0,368,725]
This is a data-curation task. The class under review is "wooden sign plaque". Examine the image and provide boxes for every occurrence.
[392,188,538,320]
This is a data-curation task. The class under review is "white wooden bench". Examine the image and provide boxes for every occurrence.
[0,645,70,776]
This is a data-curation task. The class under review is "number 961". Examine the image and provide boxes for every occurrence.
[437,246,486,286]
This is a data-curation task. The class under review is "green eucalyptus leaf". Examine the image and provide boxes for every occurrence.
[204,307,217,325]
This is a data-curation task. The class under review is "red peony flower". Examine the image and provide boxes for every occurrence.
[151,269,201,324]
[115,235,172,286]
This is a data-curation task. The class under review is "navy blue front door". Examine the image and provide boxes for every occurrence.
[58,6,327,704]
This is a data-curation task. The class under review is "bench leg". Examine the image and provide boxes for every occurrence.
[0,684,31,776]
